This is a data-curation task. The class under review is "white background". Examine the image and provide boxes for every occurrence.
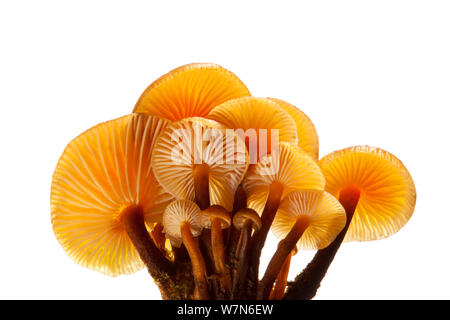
[1,1,449,299]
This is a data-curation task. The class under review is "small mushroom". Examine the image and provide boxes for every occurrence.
[200,205,232,292]
[242,142,325,287]
[152,117,249,211]
[207,97,298,162]
[284,146,416,300]
[134,63,251,121]
[231,208,262,299]
[51,114,174,278]
[162,199,209,299]
[268,98,319,160]
[258,190,346,299]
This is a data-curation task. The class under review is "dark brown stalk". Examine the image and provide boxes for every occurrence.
[120,205,173,275]
[173,244,189,264]
[227,185,248,277]
[257,217,309,299]
[211,218,232,295]
[193,163,217,296]
[228,185,247,253]
[120,205,174,298]
[193,163,211,210]
[231,220,252,299]
[246,182,284,298]
[283,187,360,300]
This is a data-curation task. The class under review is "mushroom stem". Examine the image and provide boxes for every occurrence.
[231,219,252,299]
[228,185,247,250]
[228,186,247,267]
[247,182,284,297]
[120,205,173,279]
[283,186,360,300]
[270,251,292,300]
[193,163,211,210]
[257,216,310,300]
[211,217,232,293]
[180,222,210,300]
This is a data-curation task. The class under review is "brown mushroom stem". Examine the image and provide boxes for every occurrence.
[211,217,232,293]
[193,164,216,295]
[193,163,211,210]
[228,185,248,281]
[120,205,173,293]
[231,219,252,299]
[228,185,247,252]
[283,186,360,300]
[247,182,284,297]
[257,216,310,300]
[180,222,210,300]
[270,251,292,300]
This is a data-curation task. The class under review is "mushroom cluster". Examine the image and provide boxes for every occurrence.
[51,63,416,300]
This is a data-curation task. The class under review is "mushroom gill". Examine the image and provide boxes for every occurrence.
[151,117,249,212]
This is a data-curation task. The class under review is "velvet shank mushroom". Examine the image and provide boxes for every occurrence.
[162,199,209,299]
[51,61,417,301]
[242,142,325,294]
[51,114,174,279]
[258,190,346,299]
[284,146,416,300]
[134,63,251,121]
[320,146,416,241]
[151,117,249,212]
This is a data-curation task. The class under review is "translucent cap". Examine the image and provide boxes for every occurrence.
[162,199,203,247]
[243,142,325,215]
[152,117,249,211]
[272,190,346,250]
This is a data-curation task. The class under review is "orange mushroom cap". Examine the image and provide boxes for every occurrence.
[319,146,416,242]
[268,98,319,160]
[207,97,298,162]
[134,63,251,121]
[243,142,325,215]
[51,114,174,276]
[151,117,249,211]
[272,190,346,250]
